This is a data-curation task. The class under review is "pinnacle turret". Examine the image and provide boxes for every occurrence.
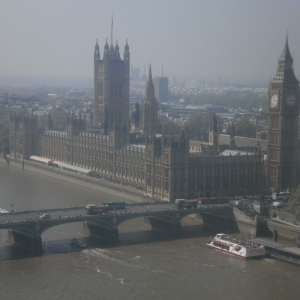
[109,42,114,52]
[94,39,100,60]
[95,39,99,51]
[104,39,109,51]
[124,39,130,61]
[124,39,129,51]
[115,40,119,52]
[114,40,120,59]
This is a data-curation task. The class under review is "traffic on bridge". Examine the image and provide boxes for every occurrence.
[0,198,231,225]
[0,198,231,252]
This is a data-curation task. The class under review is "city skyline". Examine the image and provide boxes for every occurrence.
[0,0,300,87]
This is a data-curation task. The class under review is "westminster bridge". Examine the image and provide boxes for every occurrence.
[0,203,233,252]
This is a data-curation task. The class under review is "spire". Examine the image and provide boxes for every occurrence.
[124,39,129,51]
[148,65,152,81]
[124,39,130,61]
[272,34,298,83]
[95,39,99,51]
[140,65,159,136]
[94,39,100,60]
[145,65,155,102]
[104,38,109,50]
[103,38,109,58]
[279,32,293,63]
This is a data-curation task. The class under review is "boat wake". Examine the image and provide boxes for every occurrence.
[128,256,141,261]
[116,278,125,284]
[83,248,144,269]
[96,268,113,278]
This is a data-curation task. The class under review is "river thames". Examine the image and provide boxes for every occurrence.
[0,163,299,300]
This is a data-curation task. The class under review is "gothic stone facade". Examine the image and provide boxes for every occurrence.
[10,115,263,201]
[12,38,292,201]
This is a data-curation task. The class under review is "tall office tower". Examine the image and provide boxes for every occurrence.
[93,39,130,133]
[267,35,300,192]
[131,65,140,81]
[153,76,169,102]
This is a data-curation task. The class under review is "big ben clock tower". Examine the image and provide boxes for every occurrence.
[267,35,300,192]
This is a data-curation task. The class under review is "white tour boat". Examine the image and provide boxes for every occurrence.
[206,233,266,258]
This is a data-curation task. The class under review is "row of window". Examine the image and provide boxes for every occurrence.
[214,242,229,251]
[190,167,256,176]
[189,179,257,190]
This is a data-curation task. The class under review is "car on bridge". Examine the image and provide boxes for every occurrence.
[0,208,9,215]
[40,214,50,220]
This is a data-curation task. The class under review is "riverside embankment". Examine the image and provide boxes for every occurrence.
[0,157,149,204]
[3,156,299,241]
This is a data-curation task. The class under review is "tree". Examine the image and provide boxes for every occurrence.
[235,119,256,138]
[186,113,212,140]
[159,116,180,134]
[38,109,68,131]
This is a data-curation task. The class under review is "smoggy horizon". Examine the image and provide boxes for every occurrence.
[1,0,300,87]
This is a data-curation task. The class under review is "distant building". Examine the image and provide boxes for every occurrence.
[153,77,169,102]
[131,65,140,81]
[185,81,198,90]
[47,94,60,99]
[67,90,85,98]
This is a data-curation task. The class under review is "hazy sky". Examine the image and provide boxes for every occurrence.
[1,0,300,86]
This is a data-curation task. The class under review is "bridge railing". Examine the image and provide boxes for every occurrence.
[7,206,86,216]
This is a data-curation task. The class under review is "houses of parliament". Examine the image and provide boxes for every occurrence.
[10,35,300,201]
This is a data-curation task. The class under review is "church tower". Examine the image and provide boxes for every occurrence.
[139,66,159,136]
[93,36,130,133]
[267,34,300,192]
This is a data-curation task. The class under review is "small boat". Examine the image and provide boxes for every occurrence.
[71,238,87,248]
[206,233,266,258]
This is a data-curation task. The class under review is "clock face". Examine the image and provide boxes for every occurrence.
[270,94,278,108]
[286,94,297,107]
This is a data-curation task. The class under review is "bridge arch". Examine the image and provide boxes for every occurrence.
[1,206,233,251]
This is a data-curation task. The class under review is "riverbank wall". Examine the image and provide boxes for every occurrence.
[0,157,151,204]
[267,218,300,240]
[232,207,258,237]
[2,157,299,241]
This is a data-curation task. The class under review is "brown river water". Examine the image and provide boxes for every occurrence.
[0,163,299,300]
